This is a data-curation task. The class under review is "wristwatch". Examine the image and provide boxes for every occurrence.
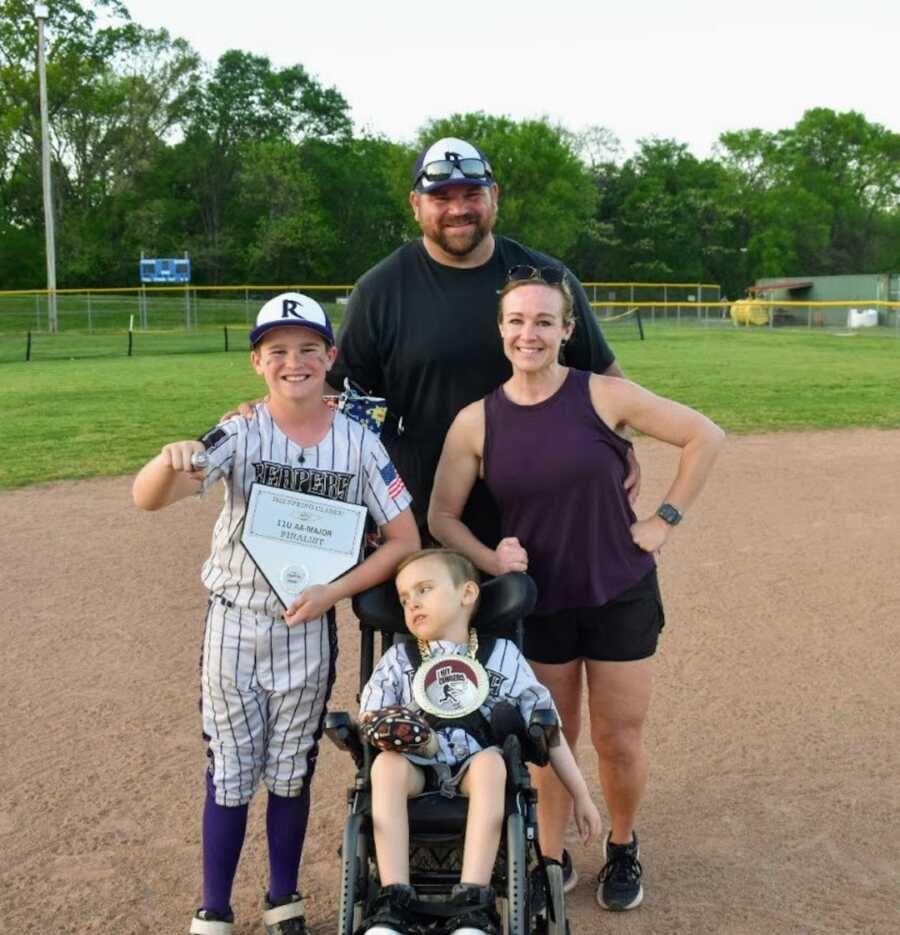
[656,503,683,526]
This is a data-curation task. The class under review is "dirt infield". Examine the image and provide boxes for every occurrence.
[3,429,899,934]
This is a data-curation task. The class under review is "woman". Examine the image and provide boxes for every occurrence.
[428,266,724,912]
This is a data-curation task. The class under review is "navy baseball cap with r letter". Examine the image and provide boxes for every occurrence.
[412,137,494,194]
[250,292,335,348]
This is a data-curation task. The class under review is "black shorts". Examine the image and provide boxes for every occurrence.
[523,569,665,665]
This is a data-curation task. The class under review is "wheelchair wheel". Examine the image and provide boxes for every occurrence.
[338,813,367,935]
[504,812,528,935]
[543,861,568,935]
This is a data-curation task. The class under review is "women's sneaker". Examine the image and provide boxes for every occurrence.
[596,831,643,911]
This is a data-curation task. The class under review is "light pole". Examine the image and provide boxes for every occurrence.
[35,3,58,334]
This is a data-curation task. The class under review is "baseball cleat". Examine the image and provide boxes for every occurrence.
[263,892,306,934]
[189,907,234,934]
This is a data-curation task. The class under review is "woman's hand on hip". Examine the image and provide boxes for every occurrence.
[630,516,671,555]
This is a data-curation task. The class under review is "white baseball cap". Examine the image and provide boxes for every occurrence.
[249,292,335,348]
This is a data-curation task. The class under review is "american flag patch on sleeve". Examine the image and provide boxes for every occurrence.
[379,461,407,500]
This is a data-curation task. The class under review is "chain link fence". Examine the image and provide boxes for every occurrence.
[0,285,353,363]
[4,282,898,363]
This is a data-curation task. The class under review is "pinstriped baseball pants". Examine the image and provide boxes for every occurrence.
[201,599,337,806]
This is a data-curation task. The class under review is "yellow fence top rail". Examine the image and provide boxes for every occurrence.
[590,300,900,308]
[0,284,356,296]
[1,281,723,298]
[583,281,720,289]
[3,286,896,310]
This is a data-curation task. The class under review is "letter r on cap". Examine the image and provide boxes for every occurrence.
[282,299,303,319]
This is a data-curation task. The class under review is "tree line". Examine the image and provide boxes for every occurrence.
[2,0,898,297]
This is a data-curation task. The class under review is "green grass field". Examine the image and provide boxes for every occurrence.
[2,326,899,489]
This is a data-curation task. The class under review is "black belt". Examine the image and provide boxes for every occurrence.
[209,593,234,609]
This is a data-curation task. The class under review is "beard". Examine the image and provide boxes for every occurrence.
[423,201,498,258]
[432,217,490,257]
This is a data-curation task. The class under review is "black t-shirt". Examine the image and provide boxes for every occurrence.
[330,236,616,544]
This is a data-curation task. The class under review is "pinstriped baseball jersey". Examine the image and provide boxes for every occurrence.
[195,402,412,805]
[199,403,412,616]
[360,638,558,768]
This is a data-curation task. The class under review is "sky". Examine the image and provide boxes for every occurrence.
[123,0,898,159]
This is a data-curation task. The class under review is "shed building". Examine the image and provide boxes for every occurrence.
[750,273,899,326]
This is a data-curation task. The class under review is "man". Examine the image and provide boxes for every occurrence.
[330,136,638,546]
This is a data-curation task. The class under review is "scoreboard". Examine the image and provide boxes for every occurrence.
[140,256,191,284]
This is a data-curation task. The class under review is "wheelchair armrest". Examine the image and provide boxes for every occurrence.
[501,733,527,790]
[324,711,365,769]
[526,708,559,768]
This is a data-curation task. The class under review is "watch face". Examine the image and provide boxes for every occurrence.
[657,504,681,525]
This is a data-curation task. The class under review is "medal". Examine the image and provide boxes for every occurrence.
[412,629,490,718]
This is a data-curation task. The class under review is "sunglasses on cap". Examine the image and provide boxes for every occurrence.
[506,265,566,286]
[417,155,492,185]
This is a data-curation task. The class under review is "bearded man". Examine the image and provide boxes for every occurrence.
[331,136,637,545]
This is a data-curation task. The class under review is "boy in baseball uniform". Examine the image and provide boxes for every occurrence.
[357,549,602,935]
[133,293,419,935]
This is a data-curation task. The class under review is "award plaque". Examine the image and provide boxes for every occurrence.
[412,653,490,718]
[240,483,367,608]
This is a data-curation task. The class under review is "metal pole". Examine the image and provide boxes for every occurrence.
[87,291,93,333]
[35,5,58,335]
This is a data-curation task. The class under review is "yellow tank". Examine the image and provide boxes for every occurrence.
[730,300,770,326]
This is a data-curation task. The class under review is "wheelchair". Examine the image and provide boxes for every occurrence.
[325,572,570,935]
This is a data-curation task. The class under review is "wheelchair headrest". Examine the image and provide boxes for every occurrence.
[351,572,537,637]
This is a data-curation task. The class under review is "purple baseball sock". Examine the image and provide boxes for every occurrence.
[266,786,311,904]
[202,771,248,916]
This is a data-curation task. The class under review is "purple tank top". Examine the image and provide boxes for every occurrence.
[483,369,655,614]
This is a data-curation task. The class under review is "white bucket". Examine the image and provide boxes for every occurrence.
[847,308,878,328]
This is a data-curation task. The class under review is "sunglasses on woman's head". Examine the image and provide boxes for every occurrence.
[506,265,566,286]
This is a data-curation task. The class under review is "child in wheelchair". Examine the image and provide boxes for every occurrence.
[358,548,602,934]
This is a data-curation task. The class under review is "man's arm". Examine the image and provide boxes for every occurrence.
[329,282,384,394]
[563,272,616,376]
